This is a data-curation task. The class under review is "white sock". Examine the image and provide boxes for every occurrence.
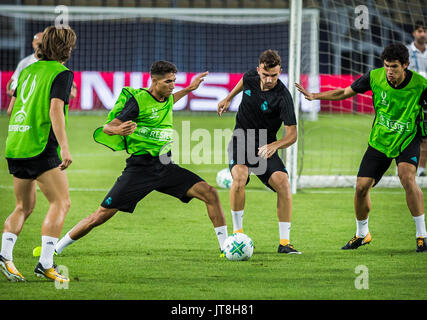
[1,232,17,261]
[279,222,291,245]
[214,226,228,251]
[231,210,244,232]
[356,218,369,238]
[413,214,427,238]
[417,167,425,176]
[55,231,75,255]
[39,236,58,269]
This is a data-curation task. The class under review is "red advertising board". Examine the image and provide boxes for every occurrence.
[0,71,374,113]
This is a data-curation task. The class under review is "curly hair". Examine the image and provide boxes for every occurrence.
[380,43,409,66]
[36,26,76,63]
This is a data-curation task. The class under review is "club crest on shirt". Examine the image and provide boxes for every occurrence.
[150,107,159,119]
[13,73,37,125]
[244,89,251,96]
[260,100,268,111]
[380,91,388,106]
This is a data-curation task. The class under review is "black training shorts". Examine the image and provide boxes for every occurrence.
[358,135,421,186]
[101,153,204,213]
[228,137,288,192]
[7,156,61,180]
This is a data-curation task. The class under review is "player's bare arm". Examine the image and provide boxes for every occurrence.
[258,125,297,159]
[173,71,208,103]
[7,97,16,117]
[217,78,244,116]
[50,98,72,170]
[295,83,357,101]
[103,118,137,136]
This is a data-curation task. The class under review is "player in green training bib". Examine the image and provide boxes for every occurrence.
[296,43,427,252]
[53,61,229,269]
[0,26,76,284]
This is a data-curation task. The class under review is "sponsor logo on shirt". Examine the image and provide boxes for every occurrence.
[136,127,173,141]
[377,111,410,133]
[8,125,31,132]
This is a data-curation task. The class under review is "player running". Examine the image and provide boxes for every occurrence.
[0,26,76,283]
[52,61,228,262]
[296,43,427,252]
[217,49,301,254]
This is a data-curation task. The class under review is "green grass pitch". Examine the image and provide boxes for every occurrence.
[0,112,426,300]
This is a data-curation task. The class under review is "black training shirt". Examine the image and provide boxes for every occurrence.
[234,69,296,144]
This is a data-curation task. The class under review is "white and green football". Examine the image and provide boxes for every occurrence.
[223,233,254,261]
[216,168,233,189]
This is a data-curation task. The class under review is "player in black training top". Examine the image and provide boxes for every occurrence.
[217,49,301,254]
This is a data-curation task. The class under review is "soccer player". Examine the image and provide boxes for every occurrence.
[217,49,301,254]
[0,26,76,283]
[296,43,427,252]
[54,61,228,261]
[6,32,43,98]
[406,21,427,176]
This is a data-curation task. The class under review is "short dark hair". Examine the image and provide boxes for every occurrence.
[380,43,409,66]
[258,49,281,69]
[413,20,425,31]
[150,60,178,77]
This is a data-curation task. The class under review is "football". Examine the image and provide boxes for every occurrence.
[223,233,254,261]
[216,168,233,189]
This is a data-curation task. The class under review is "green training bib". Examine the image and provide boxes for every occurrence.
[368,68,427,158]
[5,61,69,159]
[93,87,174,156]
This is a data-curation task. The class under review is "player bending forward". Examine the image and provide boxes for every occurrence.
[53,61,228,263]
[296,43,427,252]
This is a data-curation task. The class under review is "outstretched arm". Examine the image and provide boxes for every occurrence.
[295,83,357,101]
[173,71,209,103]
[217,78,244,116]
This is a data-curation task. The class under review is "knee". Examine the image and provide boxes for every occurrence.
[231,174,247,191]
[271,177,290,193]
[15,203,35,217]
[87,208,112,228]
[355,183,370,198]
[202,185,220,205]
[276,184,292,201]
[399,173,415,189]
[56,198,71,216]
[269,173,290,195]
[64,198,71,212]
